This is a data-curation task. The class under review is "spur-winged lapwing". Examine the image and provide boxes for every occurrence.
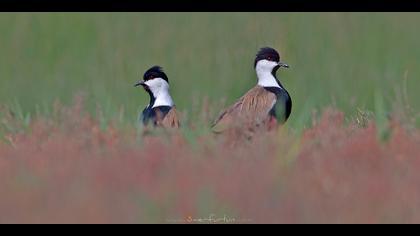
[212,47,291,133]
[135,66,180,128]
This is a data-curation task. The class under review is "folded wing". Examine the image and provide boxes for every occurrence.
[159,107,180,128]
[212,86,277,133]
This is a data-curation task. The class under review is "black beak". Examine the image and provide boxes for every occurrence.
[279,62,290,68]
[134,80,145,87]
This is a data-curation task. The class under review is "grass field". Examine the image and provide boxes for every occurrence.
[1,13,420,223]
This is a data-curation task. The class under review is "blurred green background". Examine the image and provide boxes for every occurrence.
[0,13,419,129]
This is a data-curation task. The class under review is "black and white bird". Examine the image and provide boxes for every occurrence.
[134,66,180,128]
[212,47,291,133]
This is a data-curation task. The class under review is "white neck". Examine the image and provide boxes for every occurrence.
[256,69,281,88]
[151,89,174,108]
[143,77,175,108]
[255,60,282,88]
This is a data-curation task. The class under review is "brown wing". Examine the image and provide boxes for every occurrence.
[159,107,180,128]
[212,86,276,133]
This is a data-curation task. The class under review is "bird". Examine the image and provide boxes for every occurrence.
[134,66,180,128]
[212,47,291,133]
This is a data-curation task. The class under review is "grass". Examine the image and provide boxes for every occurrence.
[1,13,420,223]
[1,13,420,129]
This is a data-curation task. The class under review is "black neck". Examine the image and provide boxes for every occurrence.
[146,89,156,107]
[271,65,284,88]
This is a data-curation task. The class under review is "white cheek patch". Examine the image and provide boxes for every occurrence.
[144,78,163,89]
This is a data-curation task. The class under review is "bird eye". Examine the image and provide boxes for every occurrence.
[267,56,272,60]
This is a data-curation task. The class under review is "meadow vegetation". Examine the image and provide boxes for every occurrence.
[1,13,420,223]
